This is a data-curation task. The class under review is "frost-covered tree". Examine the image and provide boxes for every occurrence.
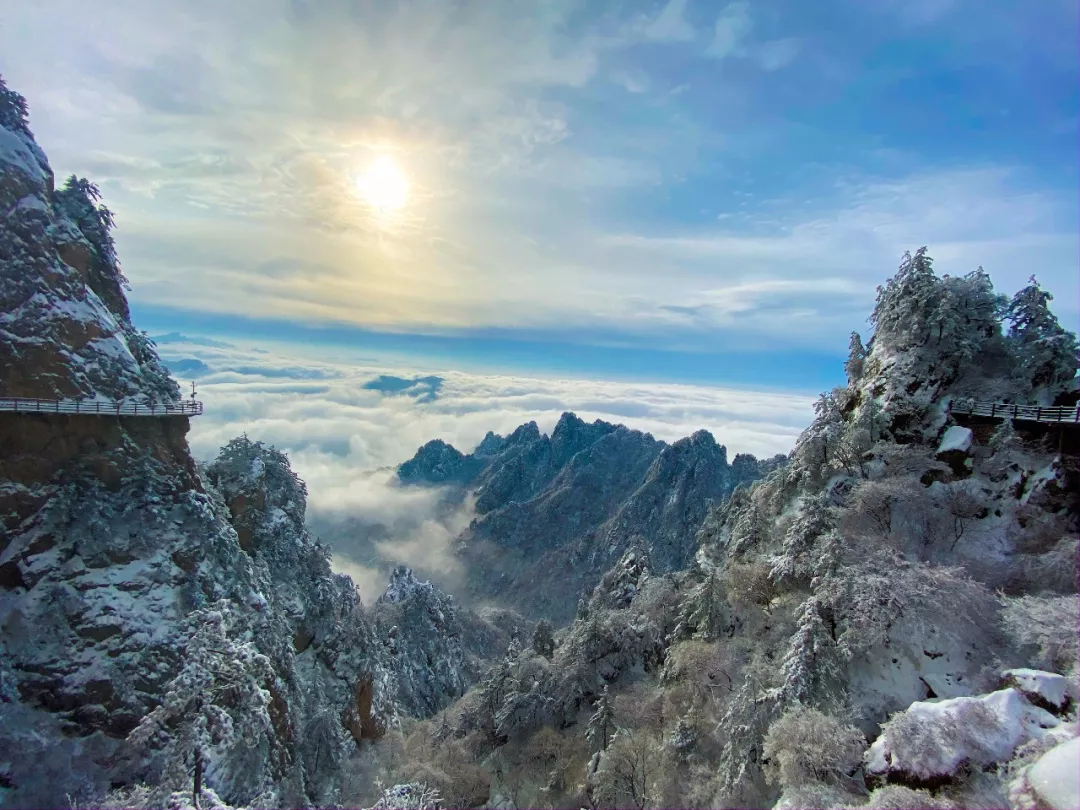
[53,175,126,287]
[0,74,31,135]
[931,267,1006,361]
[768,595,844,708]
[586,686,615,754]
[1004,276,1079,394]
[768,493,835,585]
[531,619,555,659]
[678,569,728,639]
[762,706,865,790]
[989,418,1020,454]
[128,601,277,808]
[845,331,868,384]
[591,727,664,810]
[870,247,939,348]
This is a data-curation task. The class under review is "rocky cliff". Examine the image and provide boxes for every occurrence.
[0,78,411,809]
[398,411,784,622]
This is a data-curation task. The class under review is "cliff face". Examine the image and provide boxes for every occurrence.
[0,80,398,809]
[397,412,783,623]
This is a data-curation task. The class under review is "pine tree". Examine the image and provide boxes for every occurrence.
[870,247,939,348]
[0,75,31,135]
[844,331,867,384]
[1004,276,1079,392]
[768,595,844,708]
[586,686,615,754]
[531,619,555,659]
[128,601,276,808]
[53,175,125,283]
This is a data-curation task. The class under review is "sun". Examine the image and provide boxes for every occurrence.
[356,156,409,212]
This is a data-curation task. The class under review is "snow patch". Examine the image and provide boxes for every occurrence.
[1002,669,1074,712]
[1028,736,1080,810]
[937,426,973,455]
[866,688,1060,782]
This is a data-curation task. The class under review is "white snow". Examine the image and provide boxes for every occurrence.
[937,426,973,455]
[0,126,45,184]
[1003,669,1074,711]
[1028,736,1080,810]
[866,688,1060,781]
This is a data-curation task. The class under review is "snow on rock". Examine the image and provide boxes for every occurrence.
[1002,669,1075,713]
[1028,736,1080,810]
[937,426,973,455]
[865,688,1060,785]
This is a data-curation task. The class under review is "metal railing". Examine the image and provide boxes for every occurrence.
[949,399,1079,424]
[0,398,203,417]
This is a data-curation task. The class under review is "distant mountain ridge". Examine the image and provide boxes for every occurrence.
[398,412,785,622]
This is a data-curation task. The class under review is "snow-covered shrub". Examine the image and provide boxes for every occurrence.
[590,727,666,810]
[1001,595,1080,677]
[862,784,953,808]
[723,560,775,607]
[762,706,865,790]
[370,781,443,810]
[818,555,999,660]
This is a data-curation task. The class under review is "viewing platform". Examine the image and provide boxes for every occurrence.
[948,399,1079,425]
[0,397,203,417]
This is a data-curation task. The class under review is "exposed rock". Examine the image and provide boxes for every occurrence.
[398,414,779,623]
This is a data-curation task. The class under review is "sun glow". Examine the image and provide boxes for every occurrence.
[356,156,409,212]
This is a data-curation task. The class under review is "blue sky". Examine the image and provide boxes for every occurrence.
[2,0,1077,392]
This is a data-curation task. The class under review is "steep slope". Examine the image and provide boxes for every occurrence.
[398,411,784,622]
[413,251,1079,810]
[0,79,398,809]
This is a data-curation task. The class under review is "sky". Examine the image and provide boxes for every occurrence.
[1,0,1075,390]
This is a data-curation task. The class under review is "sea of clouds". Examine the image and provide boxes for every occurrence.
[156,334,816,600]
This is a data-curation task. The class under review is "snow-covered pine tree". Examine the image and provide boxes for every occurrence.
[1004,276,1079,395]
[870,247,939,348]
[127,601,277,808]
[53,175,125,287]
[0,74,31,135]
[845,331,867,384]
[531,619,555,659]
[586,686,615,754]
[767,594,844,708]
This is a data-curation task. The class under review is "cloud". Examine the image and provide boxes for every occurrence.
[757,38,802,71]
[162,337,814,596]
[362,374,444,402]
[708,2,753,59]
[640,0,696,43]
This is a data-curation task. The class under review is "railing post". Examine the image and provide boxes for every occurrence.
[991,403,996,418]
[1036,407,1041,422]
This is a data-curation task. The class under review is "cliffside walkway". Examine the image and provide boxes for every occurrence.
[0,397,203,417]
[949,399,1079,425]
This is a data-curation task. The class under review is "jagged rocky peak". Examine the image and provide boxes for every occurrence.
[378,563,440,605]
[397,438,480,485]
[0,77,176,404]
[474,429,507,457]
[203,435,308,553]
[550,411,617,465]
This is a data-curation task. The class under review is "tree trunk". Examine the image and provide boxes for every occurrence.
[193,744,203,810]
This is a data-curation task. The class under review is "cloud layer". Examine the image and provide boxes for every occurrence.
[160,335,814,598]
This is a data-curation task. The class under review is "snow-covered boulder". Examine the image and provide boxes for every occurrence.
[866,688,1060,785]
[937,426,973,455]
[1028,736,1080,810]
[1002,669,1075,714]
